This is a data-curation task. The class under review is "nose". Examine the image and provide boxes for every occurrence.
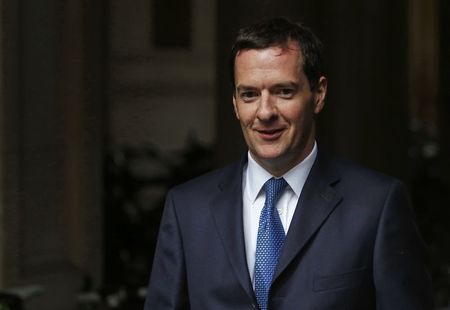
[256,91,277,121]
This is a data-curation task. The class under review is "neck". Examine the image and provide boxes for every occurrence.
[252,140,316,177]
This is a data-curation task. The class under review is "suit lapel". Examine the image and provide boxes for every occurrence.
[274,152,342,280]
[209,157,256,303]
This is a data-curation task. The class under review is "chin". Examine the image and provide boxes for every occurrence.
[253,147,286,161]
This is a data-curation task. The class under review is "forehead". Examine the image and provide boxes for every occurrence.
[234,43,304,84]
[236,40,302,59]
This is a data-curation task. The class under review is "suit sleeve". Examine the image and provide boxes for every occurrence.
[144,190,190,309]
[373,180,434,309]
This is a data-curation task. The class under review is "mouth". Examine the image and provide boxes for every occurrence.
[255,128,285,140]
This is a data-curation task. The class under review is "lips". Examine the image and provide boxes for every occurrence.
[255,128,285,140]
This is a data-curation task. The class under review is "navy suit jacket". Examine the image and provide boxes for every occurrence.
[144,152,434,309]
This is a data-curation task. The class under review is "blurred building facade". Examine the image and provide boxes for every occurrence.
[0,0,448,309]
[0,1,106,309]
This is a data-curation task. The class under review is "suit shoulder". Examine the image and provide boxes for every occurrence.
[169,160,241,196]
[321,154,411,215]
[329,155,403,189]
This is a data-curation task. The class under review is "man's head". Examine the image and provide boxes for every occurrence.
[231,17,327,176]
[230,17,324,90]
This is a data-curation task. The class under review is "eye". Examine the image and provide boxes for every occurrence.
[274,87,295,98]
[239,90,259,102]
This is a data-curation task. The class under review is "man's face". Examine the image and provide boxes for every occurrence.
[233,42,327,176]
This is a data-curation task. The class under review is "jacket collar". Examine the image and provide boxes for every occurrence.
[209,156,256,303]
[273,151,342,281]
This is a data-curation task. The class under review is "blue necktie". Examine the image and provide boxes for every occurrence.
[254,177,288,310]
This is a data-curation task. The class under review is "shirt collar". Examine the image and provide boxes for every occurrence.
[246,141,318,202]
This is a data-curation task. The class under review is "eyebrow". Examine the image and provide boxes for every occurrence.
[236,81,299,92]
[235,85,258,93]
[270,82,299,89]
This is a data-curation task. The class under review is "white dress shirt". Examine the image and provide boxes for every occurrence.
[242,142,318,285]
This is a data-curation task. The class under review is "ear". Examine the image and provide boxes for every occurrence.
[313,76,327,114]
[232,95,240,120]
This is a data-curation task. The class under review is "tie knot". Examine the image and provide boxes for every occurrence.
[264,177,288,205]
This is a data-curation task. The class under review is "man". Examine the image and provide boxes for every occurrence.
[144,17,434,309]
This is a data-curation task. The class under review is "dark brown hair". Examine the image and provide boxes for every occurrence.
[230,17,324,90]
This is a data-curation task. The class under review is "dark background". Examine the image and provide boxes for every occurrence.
[0,0,449,309]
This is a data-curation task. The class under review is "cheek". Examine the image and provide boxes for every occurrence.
[284,107,315,137]
[236,106,256,126]
[286,99,315,122]
[283,106,306,123]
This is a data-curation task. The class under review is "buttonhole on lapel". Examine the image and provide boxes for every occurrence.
[320,187,335,202]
